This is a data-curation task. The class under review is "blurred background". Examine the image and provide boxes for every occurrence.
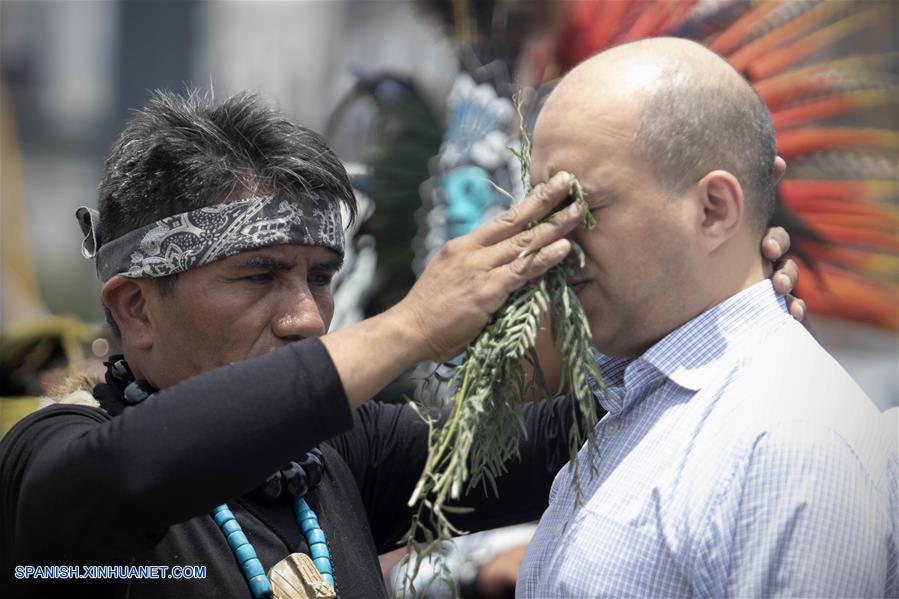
[1,1,897,595]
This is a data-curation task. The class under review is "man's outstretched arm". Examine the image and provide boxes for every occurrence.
[322,171,582,409]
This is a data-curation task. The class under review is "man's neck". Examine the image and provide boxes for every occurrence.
[600,254,768,359]
[701,253,768,316]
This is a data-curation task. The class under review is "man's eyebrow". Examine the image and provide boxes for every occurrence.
[235,255,293,271]
[311,257,344,272]
[234,254,344,272]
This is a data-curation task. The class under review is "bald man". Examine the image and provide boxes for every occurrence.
[517,38,895,598]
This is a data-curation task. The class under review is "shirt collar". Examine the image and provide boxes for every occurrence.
[588,350,633,414]
[592,280,790,412]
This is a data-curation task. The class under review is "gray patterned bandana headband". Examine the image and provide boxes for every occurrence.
[76,194,345,281]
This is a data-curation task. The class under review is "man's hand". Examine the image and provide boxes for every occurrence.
[474,543,530,598]
[397,171,583,363]
[761,226,805,321]
[322,171,583,408]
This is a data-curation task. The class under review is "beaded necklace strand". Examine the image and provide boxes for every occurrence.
[103,359,334,597]
[211,451,332,598]
[212,497,333,598]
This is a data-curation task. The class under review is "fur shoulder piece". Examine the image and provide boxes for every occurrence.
[54,389,101,409]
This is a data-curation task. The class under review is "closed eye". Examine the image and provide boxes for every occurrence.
[309,257,342,288]
[309,270,336,287]
[244,272,275,283]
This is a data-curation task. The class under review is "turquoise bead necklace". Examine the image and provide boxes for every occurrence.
[101,358,334,597]
[212,455,334,598]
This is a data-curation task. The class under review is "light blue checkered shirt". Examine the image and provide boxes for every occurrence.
[518,281,897,598]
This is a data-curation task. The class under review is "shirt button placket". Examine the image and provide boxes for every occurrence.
[604,420,619,436]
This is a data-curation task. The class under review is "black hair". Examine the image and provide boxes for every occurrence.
[98,89,355,334]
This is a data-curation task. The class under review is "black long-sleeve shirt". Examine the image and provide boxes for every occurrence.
[1,338,591,598]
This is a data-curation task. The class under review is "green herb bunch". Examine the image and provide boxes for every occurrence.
[399,106,605,596]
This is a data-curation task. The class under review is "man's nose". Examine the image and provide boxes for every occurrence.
[272,292,327,340]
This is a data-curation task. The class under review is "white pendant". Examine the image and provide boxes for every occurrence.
[268,553,336,599]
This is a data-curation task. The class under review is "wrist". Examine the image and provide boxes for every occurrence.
[383,299,435,364]
[320,306,427,409]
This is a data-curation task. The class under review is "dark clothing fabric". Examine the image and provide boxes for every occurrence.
[1,338,588,598]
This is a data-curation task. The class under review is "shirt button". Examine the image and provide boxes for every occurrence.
[605,420,619,436]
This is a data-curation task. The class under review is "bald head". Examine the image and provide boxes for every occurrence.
[548,37,777,232]
[560,37,746,91]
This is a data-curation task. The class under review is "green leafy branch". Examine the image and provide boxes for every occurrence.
[398,97,605,597]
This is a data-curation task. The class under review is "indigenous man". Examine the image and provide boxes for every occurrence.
[518,37,896,598]
[1,90,797,598]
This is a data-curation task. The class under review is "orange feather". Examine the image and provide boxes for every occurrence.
[728,2,839,74]
[775,128,898,158]
[771,90,896,129]
[779,180,898,204]
[809,223,899,252]
[710,1,781,55]
[748,7,888,79]
[795,262,898,330]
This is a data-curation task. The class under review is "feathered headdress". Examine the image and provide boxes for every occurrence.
[541,0,897,330]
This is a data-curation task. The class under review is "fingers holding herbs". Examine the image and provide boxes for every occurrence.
[398,173,582,363]
[470,171,574,246]
[491,203,581,290]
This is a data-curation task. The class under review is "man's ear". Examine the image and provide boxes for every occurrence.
[695,169,744,253]
[773,155,787,184]
[102,276,154,350]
